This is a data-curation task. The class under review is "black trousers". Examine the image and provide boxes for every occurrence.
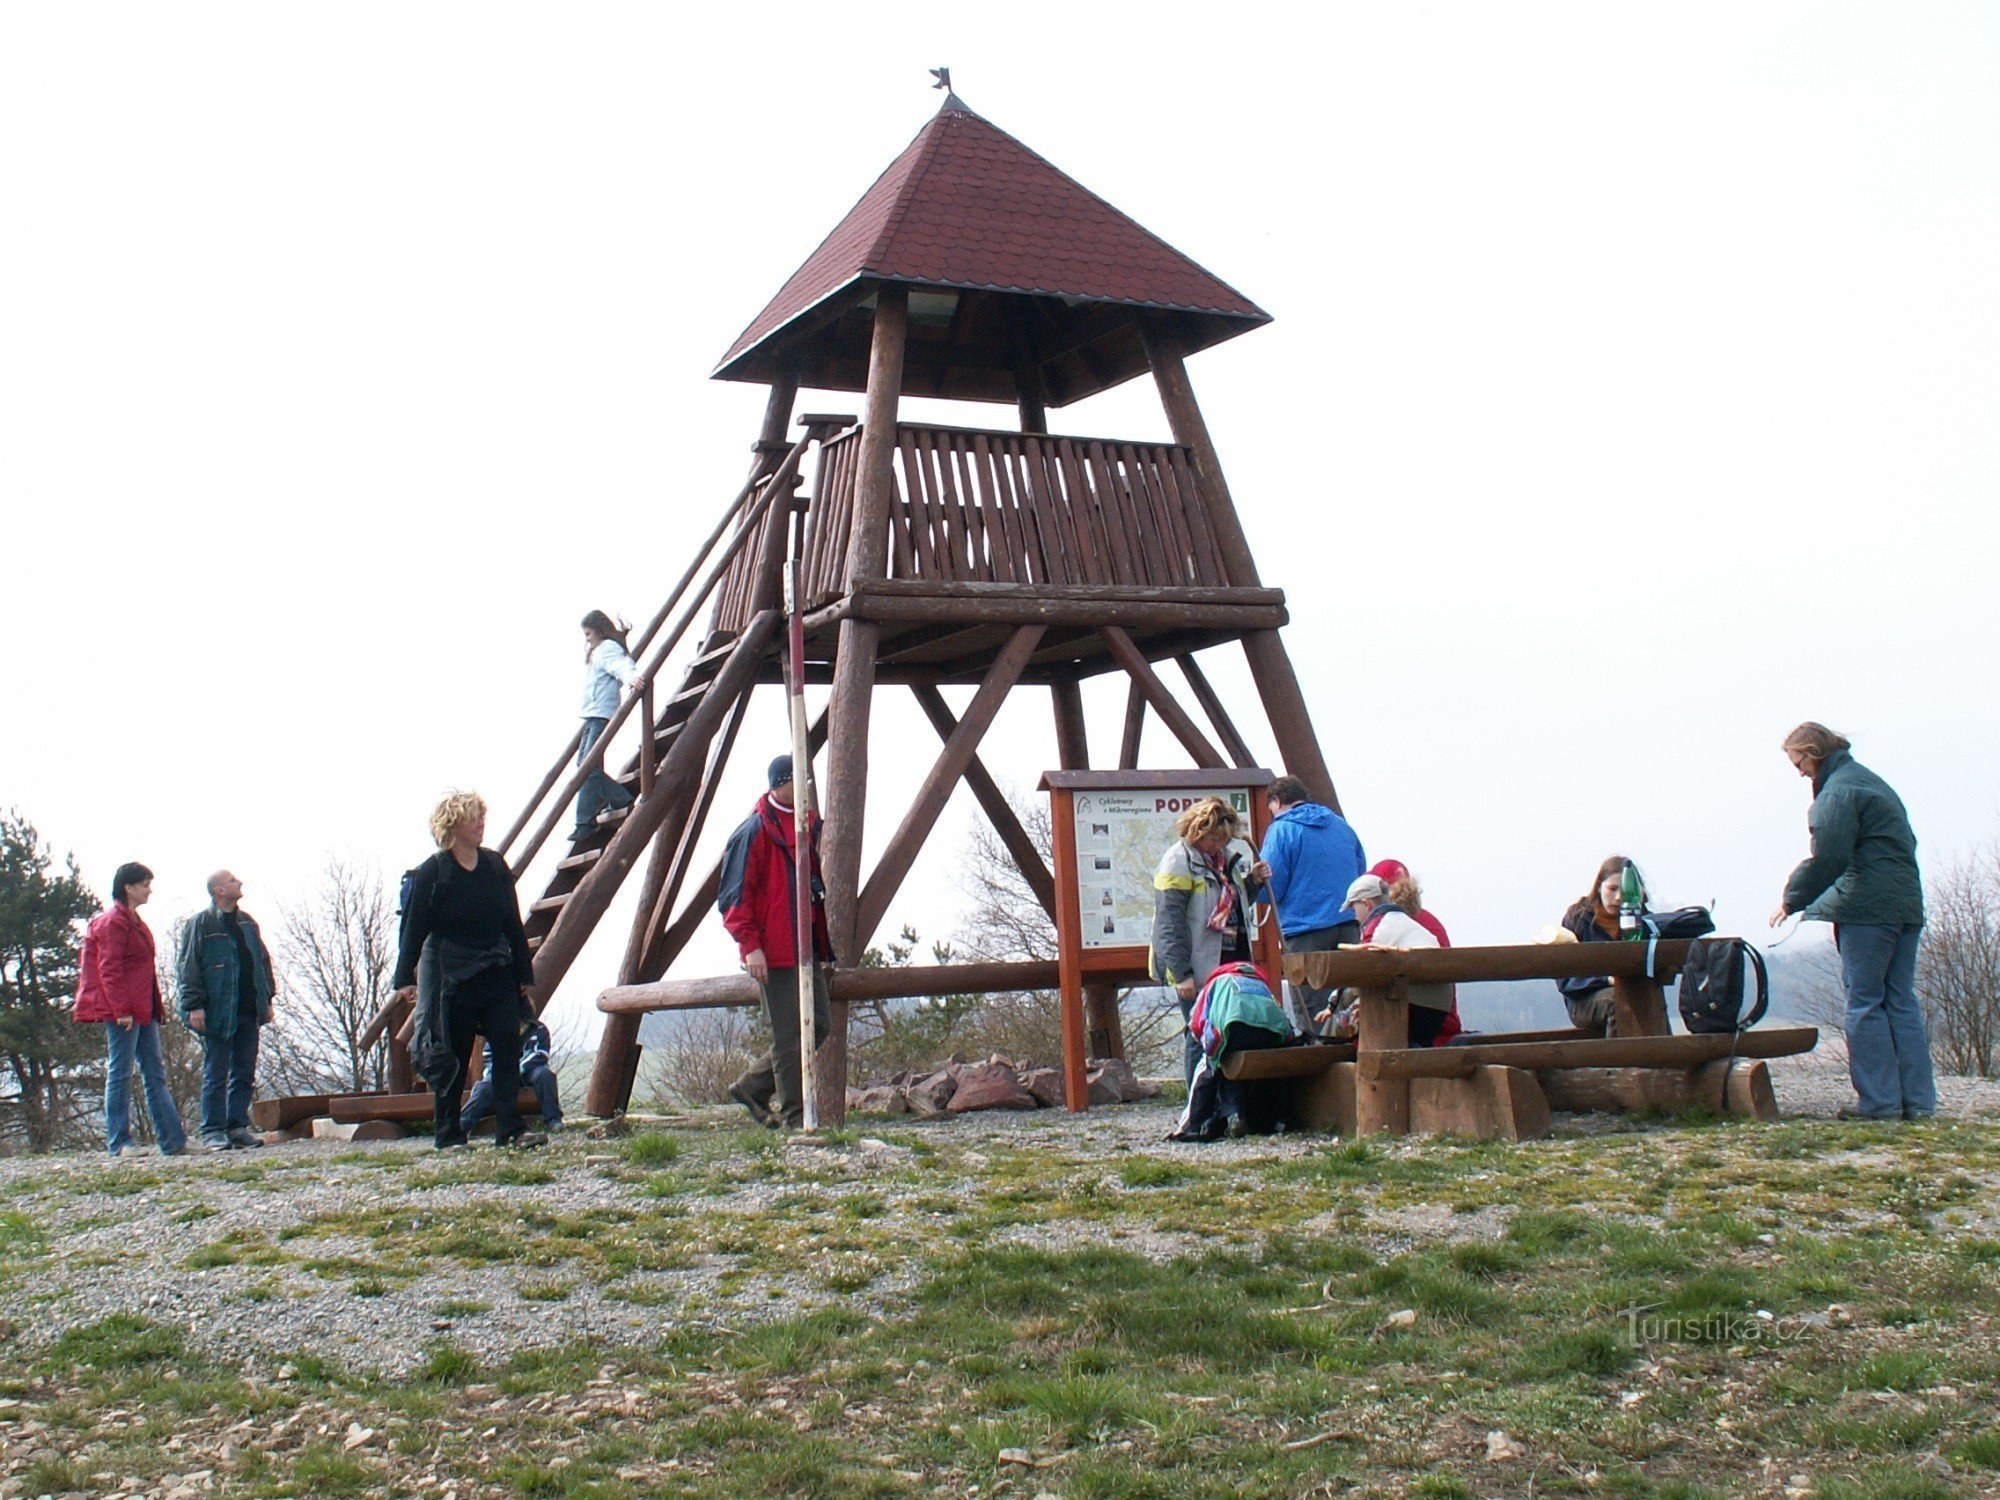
[432,967,522,1147]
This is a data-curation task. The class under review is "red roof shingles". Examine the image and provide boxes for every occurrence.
[716,103,1266,373]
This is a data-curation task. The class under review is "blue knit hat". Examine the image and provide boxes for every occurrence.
[768,754,794,790]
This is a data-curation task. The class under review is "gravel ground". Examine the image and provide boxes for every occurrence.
[5,1046,1995,1378]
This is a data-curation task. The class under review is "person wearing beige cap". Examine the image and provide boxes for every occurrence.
[1331,871,1457,1047]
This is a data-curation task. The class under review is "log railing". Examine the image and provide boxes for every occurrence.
[710,422,1239,631]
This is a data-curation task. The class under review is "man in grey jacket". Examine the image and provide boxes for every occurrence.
[177,870,277,1150]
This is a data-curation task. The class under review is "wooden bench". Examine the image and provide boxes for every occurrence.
[1272,941,1817,1140]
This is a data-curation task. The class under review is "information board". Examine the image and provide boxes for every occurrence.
[1070,786,1257,949]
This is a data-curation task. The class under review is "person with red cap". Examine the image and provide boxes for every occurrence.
[1344,860,1464,1046]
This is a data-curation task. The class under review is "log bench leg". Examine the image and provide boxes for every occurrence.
[1409,1066,1551,1141]
[1534,1059,1780,1122]
[1290,1061,1358,1135]
[1355,984,1409,1135]
[1611,974,1670,1037]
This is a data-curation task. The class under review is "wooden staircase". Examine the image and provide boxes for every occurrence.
[518,636,742,963]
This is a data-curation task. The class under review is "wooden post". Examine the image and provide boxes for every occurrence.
[1047,787,1091,1110]
[1052,675,1088,772]
[1118,679,1145,769]
[1611,973,1672,1037]
[1049,671,1122,1058]
[820,285,909,1125]
[1142,321,1340,811]
[1354,980,1411,1135]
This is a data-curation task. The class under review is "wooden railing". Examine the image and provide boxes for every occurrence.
[710,422,1236,631]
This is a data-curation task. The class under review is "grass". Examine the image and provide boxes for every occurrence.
[0,1103,1996,1495]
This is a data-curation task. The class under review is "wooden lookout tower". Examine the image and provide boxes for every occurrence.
[479,90,1342,1125]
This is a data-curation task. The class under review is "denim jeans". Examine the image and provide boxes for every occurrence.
[200,1019,261,1140]
[104,1021,186,1156]
[462,1060,561,1136]
[1838,923,1936,1118]
[575,716,634,831]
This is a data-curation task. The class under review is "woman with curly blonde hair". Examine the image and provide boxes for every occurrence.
[391,791,543,1150]
[1149,796,1264,1083]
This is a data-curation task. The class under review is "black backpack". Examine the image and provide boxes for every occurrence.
[1677,938,1769,1034]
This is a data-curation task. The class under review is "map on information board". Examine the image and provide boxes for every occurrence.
[1071,787,1256,950]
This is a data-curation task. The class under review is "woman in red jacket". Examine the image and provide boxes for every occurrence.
[75,862,190,1157]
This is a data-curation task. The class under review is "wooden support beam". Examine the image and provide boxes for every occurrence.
[1052,675,1088,771]
[911,684,1056,920]
[854,625,1045,951]
[1099,626,1228,769]
[1176,653,1257,768]
[819,287,910,1126]
[1118,679,1146,769]
[597,958,1152,1015]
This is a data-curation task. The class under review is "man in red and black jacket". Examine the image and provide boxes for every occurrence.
[718,754,833,1128]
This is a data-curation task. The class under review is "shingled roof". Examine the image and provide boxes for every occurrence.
[712,98,1270,406]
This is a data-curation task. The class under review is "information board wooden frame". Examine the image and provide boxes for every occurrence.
[1039,768,1281,1110]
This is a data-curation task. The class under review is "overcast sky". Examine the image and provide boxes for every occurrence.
[3,3,1994,1043]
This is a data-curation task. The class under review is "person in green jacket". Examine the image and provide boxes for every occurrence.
[1770,722,1934,1120]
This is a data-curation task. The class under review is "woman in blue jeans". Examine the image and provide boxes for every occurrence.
[572,610,641,841]
[1772,723,1935,1120]
[73,862,191,1156]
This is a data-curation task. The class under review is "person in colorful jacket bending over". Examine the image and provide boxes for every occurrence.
[718,754,833,1130]
[1169,962,1297,1141]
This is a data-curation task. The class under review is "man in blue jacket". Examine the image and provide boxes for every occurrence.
[1254,777,1366,1032]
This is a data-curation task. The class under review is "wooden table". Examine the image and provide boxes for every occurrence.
[1263,941,1819,1140]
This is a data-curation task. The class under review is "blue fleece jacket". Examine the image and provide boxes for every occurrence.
[1261,802,1366,935]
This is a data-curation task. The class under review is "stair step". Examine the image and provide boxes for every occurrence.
[526,935,543,952]
[530,892,572,917]
[556,848,603,873]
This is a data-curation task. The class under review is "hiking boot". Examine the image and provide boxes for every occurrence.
[500,1130,548,1150]
[1834,1106,1898,1121]
[226,1127,266,1150]
[728,1080,778,1129]
[202,1134,233,1153]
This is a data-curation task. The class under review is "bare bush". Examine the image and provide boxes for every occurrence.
[643,1006,767,1108]
[1918,845,2000,1078]
[262,859,395,1097]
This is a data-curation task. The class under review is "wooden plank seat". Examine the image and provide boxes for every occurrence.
[1360,1025,1818,1080]
[1220,1040,1356,1079]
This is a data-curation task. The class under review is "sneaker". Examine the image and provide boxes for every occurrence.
[1834,1106,1898,1121]
[499,1131,547,1150]
[226,1127,266,1150]
[569,825,595,843]
[202,1134,233,1152]
[161,1143,197,1157]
